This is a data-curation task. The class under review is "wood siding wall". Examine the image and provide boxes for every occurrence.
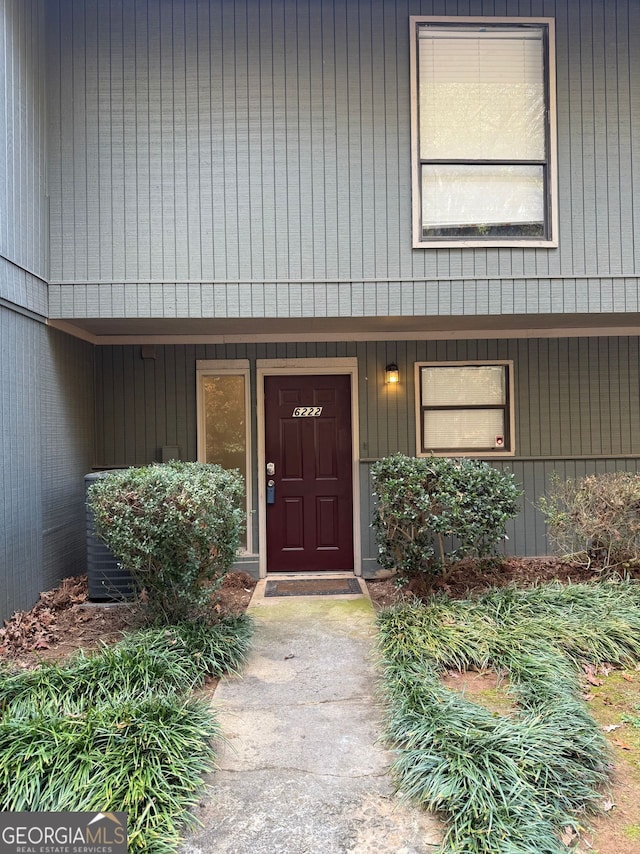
[40,328,96,592]
[0,310,95,619]
[94,336,640,560]
[0,0,48,312]
[0,4,96,621]
[1,308,44,618]
[46,0,640,319]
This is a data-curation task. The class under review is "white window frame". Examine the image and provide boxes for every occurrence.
[415,360,515,457]
[196,359,253,554]
[410,16,558,249]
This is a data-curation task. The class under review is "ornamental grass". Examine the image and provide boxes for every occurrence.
[0,615,252,853]
[377,581,640,853]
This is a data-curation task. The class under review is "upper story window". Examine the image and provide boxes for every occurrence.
[410,17,557,248]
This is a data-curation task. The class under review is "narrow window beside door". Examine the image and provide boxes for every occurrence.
[196,361,251,551]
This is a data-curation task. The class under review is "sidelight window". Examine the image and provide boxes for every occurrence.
[196,360,251,551]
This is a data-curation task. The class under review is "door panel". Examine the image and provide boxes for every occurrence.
[283,497,304,550]
[315,419,339,478]
[316,496,339,548]
[265,374,354,572]
[281,420,303,479]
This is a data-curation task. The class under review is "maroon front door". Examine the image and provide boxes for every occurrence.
[265,374,354,572]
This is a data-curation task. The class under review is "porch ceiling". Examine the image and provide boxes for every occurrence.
[48,313,640,345]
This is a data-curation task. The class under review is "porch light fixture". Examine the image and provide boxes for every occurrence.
[385,363,400,384]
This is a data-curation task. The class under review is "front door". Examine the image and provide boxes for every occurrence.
[264,374,354,572]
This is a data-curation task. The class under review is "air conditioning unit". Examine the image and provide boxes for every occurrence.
[85,472,136,602]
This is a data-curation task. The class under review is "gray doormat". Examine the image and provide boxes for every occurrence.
[264,577,363,597]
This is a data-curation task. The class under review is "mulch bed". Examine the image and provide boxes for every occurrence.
[366,556,634,608]
[0,572,257,668]
[2,558,634,665]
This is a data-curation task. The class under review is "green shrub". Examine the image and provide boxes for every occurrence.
[539,471,640,571]
[371,454,521,580]
[87,461,244,621]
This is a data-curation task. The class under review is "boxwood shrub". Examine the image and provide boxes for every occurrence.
[87,461,244,622]
[371,453,521,581]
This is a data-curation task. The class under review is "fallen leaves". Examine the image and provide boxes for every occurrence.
[583,663,604,686]
[0,606,60,656]
[1,572,254,667]
[0,575,87,659]
[611,737,633,751]
[560,825,580,846]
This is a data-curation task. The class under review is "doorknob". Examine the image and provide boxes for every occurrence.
[267,479,276,504]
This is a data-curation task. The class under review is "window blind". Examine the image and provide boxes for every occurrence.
[421,164,544,229]
[421,365,506,407]
[418,27,546,162]
[423,409,506,450]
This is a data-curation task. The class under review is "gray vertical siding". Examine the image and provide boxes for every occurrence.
[0,0,44,620]
[94,336,640,561]
[0,0,96,620]
[40,327,95,592]
[0,0,48,311]
[0,261,47,317]
[0,309,95,620]
[0,308,44,620]
[46,0,640,319]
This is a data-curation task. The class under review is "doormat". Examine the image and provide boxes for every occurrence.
[264,578,363,597]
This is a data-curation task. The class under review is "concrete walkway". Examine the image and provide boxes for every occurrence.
[182,577,442,854]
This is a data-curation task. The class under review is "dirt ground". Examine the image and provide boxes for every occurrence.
[0,557,611,666]
[2,560,640,852]
[0,571,256,668]
[365,555,616,608]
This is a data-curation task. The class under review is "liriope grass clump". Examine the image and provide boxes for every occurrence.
[378,581,640,853]
[0,614,252,852]
[0,616,253,718]
[0,696,218,853]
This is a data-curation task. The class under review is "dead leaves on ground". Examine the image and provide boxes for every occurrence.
[583,663,605,686]
[0,575,87,658]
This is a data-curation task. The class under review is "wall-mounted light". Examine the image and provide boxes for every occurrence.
[385,363,399,384]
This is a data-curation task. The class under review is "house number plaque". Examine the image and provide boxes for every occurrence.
[292,406,323,417]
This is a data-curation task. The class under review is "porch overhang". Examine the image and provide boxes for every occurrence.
[48,312,640,345]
